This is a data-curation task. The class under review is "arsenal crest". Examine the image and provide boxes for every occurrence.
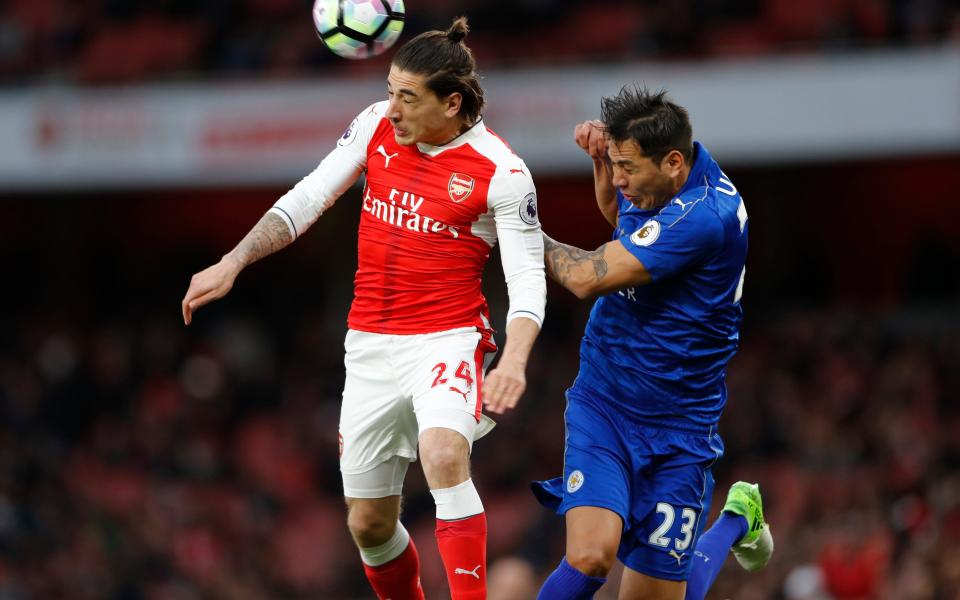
[448,172,475,203]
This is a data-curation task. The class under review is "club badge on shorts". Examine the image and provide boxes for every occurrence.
[567,469,585,493]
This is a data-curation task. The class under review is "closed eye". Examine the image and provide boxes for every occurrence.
[387,89,416,104]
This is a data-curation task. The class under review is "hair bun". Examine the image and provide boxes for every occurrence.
[446,17,469,43]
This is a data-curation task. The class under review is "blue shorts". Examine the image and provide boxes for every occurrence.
[531,388,725,581]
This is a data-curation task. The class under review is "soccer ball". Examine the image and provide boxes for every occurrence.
[313,0,405,60]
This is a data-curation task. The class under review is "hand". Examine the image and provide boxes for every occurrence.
[181,255,242,325]
[482,358,526,415]
[574,120,607,160]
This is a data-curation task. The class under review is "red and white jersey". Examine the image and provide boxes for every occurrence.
[269,101,546,335]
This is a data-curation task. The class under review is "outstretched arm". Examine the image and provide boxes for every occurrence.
[181,211,293,325]
[180,104,377,325]
[543,233,651,300]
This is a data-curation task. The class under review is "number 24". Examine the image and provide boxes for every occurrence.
[431,361,473,388]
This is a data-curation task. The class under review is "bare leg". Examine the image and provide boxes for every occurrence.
[618,566,686,600]
[565,506,623,577]
[420,427,486,600]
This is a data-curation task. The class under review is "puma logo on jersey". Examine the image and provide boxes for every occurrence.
[376,145,399,168]
[673,198,693,211]
[668,550,686,565]
[454,565,481,579]
[509,167,525,175]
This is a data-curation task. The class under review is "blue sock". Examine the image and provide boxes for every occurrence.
[685,513,748,600]
[537,557,606,600]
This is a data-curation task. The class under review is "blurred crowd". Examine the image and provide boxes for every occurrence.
[1,0,959,84]
[1,301,959,599]
[2,0,960,598]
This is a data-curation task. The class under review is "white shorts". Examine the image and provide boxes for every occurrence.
[339,327,497,498]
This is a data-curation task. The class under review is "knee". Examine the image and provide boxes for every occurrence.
[419,431,469,487]
[346,505,396,547]
[421,443,464,475]
[566,546,616,578]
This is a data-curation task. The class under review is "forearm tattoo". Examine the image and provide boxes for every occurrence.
[543,234,608,287]
[234,212,294,267]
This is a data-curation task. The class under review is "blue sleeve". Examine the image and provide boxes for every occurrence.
[618,199,724,281]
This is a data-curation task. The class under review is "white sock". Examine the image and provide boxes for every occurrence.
[358,521,410,567]
[430,478,484,521]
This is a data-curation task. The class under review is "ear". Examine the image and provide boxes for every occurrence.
[660,149,685,178]
[443,92,463,118]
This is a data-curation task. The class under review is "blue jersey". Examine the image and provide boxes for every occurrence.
[574,142,747,430]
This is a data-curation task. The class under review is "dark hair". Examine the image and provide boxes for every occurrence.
[601,85,693,164]
[391,17,485,123]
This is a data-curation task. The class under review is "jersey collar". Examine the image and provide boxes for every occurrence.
[677,141,712,197]
[416,118,485,156]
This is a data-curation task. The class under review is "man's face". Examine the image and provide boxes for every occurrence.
[386,65,460,146]
[607,138,678,210]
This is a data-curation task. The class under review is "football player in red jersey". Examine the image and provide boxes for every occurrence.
[181,17,545,600]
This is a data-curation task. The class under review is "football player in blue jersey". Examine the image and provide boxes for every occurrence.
[531,85,773,599]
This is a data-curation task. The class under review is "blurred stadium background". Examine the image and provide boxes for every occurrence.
[2,1,960,598]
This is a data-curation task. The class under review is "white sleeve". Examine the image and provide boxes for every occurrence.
[268,103,382,238]
[489,162,547,328]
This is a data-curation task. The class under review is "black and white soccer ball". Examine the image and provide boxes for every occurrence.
[313,0,405,59]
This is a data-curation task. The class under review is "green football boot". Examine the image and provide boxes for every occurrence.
[722,481,774,571]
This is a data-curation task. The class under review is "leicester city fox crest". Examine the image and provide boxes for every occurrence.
[630,219,660,247]
[567,470,584,493]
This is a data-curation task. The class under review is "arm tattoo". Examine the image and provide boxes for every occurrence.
[543,234,608,287]
[233,212,294,267]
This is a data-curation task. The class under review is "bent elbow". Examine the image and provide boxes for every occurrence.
[570,281,599,301]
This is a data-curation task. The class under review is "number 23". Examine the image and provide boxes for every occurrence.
[648,503,697,551]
